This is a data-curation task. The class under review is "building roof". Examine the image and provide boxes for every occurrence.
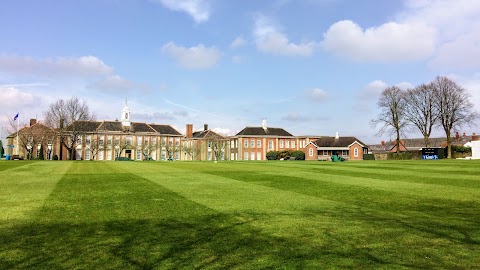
[97,121,123,132]
[7,122,56,138]
[132,122,156,133]
[191,130,225,140]
[235,127,293,137]
[65,121,102,132]
[313,136,367,148]
[149,124,182,136]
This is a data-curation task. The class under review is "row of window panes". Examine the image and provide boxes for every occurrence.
[278,140,295,149]
[243,140,262,148]
[243,152,262,160]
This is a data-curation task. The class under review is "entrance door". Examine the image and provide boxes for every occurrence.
[126,150,132,159]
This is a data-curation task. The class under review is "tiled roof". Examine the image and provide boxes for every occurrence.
[149,124,182,135]
[98,121,123,132]
[132,122,156,133]
[66,121,102,132]
[313,137,366,148]
[7,122,56,138]
[236,127,293,137]
[192,130,225,139]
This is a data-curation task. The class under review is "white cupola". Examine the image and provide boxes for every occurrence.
[262,119,268,131]
[121,99,131,127]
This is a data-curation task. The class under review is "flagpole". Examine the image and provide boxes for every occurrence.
[16,113,19,155]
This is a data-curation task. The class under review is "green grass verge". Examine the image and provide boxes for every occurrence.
[0,160,479,269]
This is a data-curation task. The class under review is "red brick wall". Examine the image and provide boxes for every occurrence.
[349,143,363,160]
[304,144,318,160]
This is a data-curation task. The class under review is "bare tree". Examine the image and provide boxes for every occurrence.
[43,97,96,160]
[404,84,439,147]
[182,141,201,161]
[159,138,179,160]
[141,140,157,160]
[86,135,101,160]
[371,86,407,153]
[432,76,477,158]
[210,138,227,161]
[114,136,133,159]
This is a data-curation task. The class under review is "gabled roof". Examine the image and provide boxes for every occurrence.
[149,124,182,136]
[191,130,225,140]
[65,121,102,132]
[7,122,56,138]
[97,121,123,132]
[132,122,156,133]
[313,137,367,148]
[235,127,293,137]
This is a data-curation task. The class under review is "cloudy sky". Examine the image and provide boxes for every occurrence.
[1,0,479,144]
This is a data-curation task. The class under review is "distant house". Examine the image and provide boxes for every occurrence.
[229,120,296,161]
[304,133,369,161]
[183,124,228,161]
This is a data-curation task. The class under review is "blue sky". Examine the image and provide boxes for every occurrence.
[1,0,479,144]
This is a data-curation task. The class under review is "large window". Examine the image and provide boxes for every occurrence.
[137,150,141,160]
[251,140,255,148]
[107,151,112,160]
[285,140,290,148]
[268,140,273,150]
[137,136,142,146]
[354,148,359,157]
[244,152,248,160]
[309,148,314,157]
[256,152,261,160]
[126,136,132,145]
[85,150,91,160]
[279,140,284,148]
[244,140,248,148]
[291,141,296,148]
[257,140,261,148]
[98,150,104,160]
[251,152,255,160]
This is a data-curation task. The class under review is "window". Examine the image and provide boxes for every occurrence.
[354,148,359,157]
[257,140,261,148]
[231,153,235,160]
[323,150,329,156]
[244,152,249,160]
[99,136,104,146]
[98,150,104,160]
[251,152,255,160]
[107,151,112,160]
[279,140,284,148]
[126,136,132,145]
[208,151,212,160]
[161,151,166,160]
[285,140,290,148]
[291,141,296,148]
[309,148,314,157]
[342,150,348,156]
[257,152,261,160]
[85,150,91,160]
[137,136,142,146]
[244,140,249,148]
[251,140,255,148]
[107,136,112,146]
[114,137,120,146]
[268,140,273,150]
[137,150,141,160]
[77,136,82,145]
[86,136,91,145]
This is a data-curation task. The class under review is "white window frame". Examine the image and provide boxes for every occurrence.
[257,140,261,148]
[279,140,284,148]
[285,140,290,148]
[292,141,296,148]
[251,152,255,160]
[354,148,359,157]
[251,140,255,148]
[256,152,261,160]
[309,148,314,157]
[268,140,273,150]
[244,140,249,148]
[244,152,249,160]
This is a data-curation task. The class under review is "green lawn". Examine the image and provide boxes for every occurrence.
[0,160,479,269]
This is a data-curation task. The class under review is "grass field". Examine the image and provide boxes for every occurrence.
[0,160,479,269]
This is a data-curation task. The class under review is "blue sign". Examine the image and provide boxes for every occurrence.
[422,155,438,160]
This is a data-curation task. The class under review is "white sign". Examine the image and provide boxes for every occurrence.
[471,141,480,159]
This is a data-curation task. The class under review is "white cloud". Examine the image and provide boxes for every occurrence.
[396,82,414,90]
[322,20,436,62]
[231,55,244,64]
[254,15,316,56]
[212,127,233,136]
[0,55,113,78]
[87,75,149,93]
[155,0,211,23]
[230,36,247,48]
[161,42,221,69]
[305,88,328,102]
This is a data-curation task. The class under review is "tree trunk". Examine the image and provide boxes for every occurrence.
[446,131,452,159]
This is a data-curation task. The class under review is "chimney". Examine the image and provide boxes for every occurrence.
[455,132,459,141]
[186,124,193,138]
[204,124,208,131]
[463,132,466,140]
[30,119,37,126]
[381,141,385,146]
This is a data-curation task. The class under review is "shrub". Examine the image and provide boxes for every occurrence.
[115,157,132,161]
[290,150,305,160]
[387,151,421,160]
[53,155,59,160]
[266,151,278,160]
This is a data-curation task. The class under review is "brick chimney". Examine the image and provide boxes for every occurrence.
[204,124,208,131]
[30,119,37,126]
[186,124,193,138]
[381,141,385,146]
[455,132,459,141]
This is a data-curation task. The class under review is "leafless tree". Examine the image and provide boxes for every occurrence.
[87,135,101,160]
[182,141,202,161]
[43,97,96,160]
[114,136,133,159]
[404,84,439,147]
[371,86,407,153]
[210,138,227,161]
[159,138,179,160]
[432,76,477,158]
[141,140,157,160]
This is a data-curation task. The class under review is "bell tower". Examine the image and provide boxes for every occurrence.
[121,98,131,127]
